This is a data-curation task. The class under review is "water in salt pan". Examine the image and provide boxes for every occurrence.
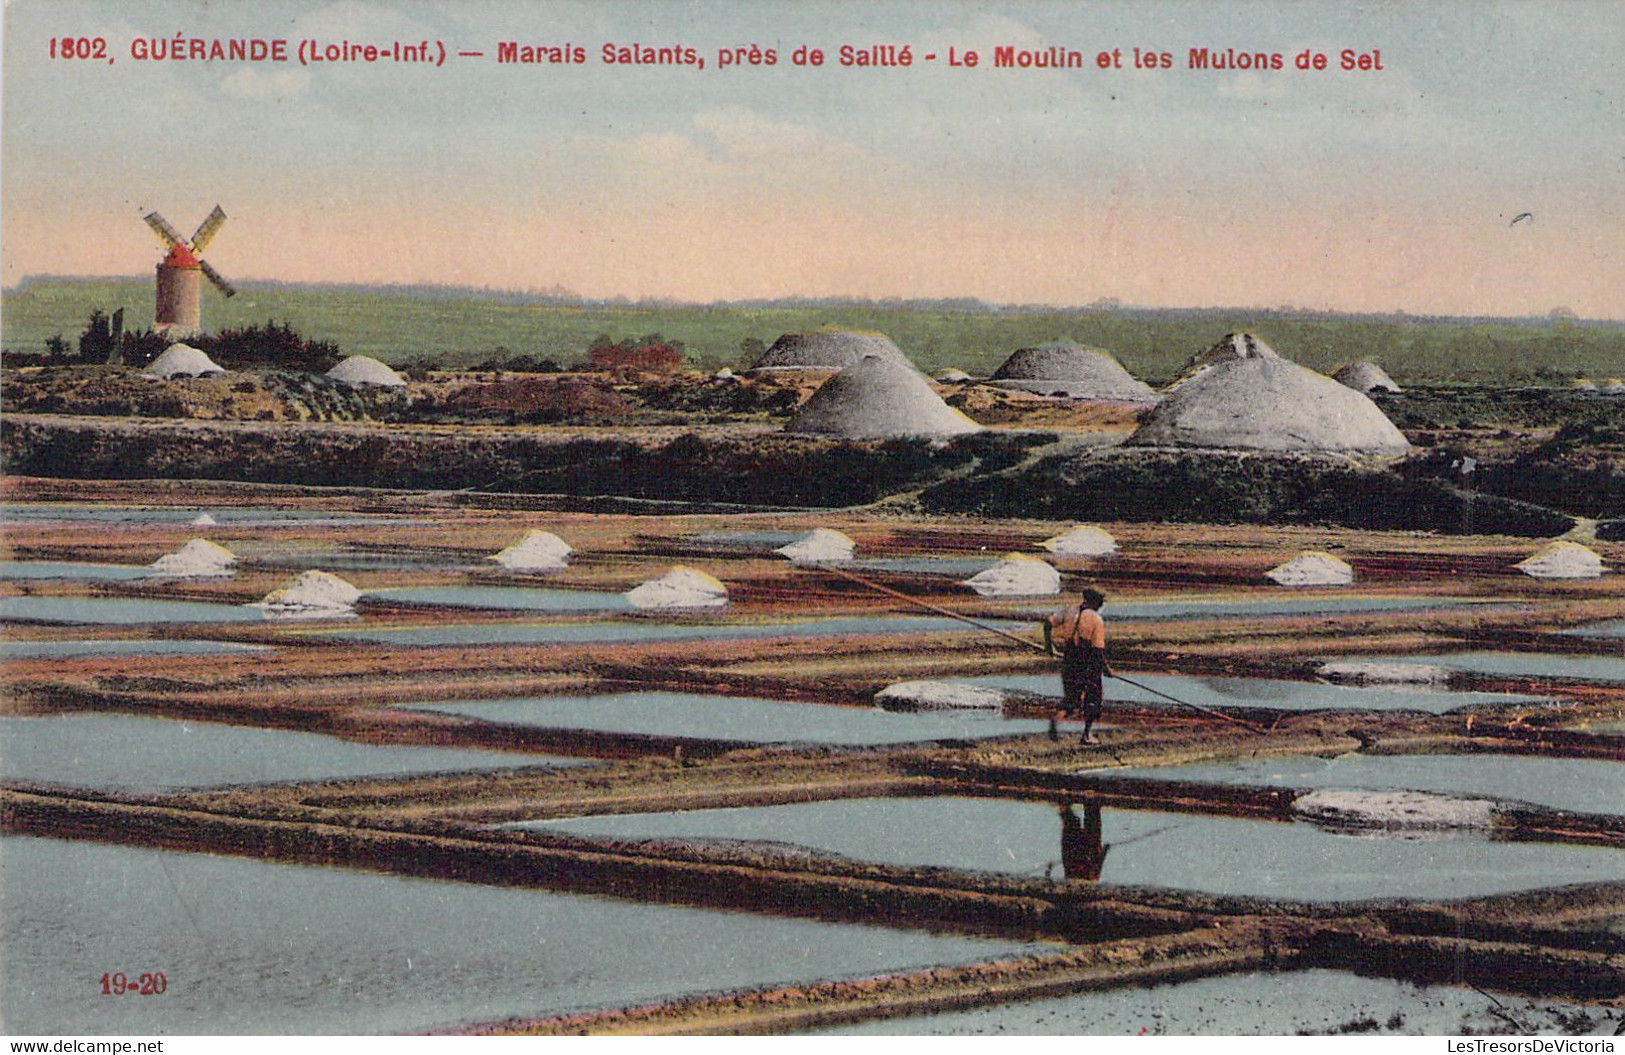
[0,713,587,793]
[956,672,1546,714]
[1425,651,1625,684]
[0,639,270,660]
[1099,753,1625,818]
[0,596,264,625]
[333,615,1023,648]
[820,969,1621,1036]
[366,586,632,613]
[527,796,1625,902]
[413,691,1049,746]
[0,836,1036,1035]
[0,561,151,581]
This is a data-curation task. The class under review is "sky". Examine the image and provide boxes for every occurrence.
[3,0,1622,317]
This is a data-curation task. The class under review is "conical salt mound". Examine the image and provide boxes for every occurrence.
[1128,333,1410,454]
[776,528,856,564]
[990,341,1157,401]
[626,566,729,609]
[1266,551,1354,587]
[752,329,911,371]
[1601,378,1625,395]
[327,355,406,389]
[962,553,1061,597]
[934,368,973,383]
[1515,541,1605,580]
[191,513,218,527]
[785,355,984,440]
[258,570,362,611]
[146,538,237,578]
[1333,362,1402,394]
[490,530,573,572]
[143,343,224,379]
[1040,525,1118,557]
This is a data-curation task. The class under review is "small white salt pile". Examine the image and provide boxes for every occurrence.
[874,680,1007,713]
[962,553,1062,597]
[326,355,407,389]
[191,513,218,527]
[1316,659,1451,685]
[625,566,729,610]
[145,538,237,579]
[713,367,737,381]
[935,368,973,382]
[1266,551,1354,587]
[775,528,856,565]
[1515,540,1605,580]
[1293,789,1495,834]
[1571,378,1599,392]
[1039,525,1118,557]
[142,343,225,379]
[257,570,362,614]
[489,530,573,572]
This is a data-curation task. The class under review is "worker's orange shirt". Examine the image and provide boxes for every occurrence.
[1048,606,1105,649]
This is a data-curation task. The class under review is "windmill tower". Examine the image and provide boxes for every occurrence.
[144,206,236,338]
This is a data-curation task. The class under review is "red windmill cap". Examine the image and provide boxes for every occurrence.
[163,243,201,268]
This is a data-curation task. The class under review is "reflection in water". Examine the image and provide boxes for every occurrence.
[1058,802,1110,882]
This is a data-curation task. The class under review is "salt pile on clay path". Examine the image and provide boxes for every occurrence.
[490,530,573,572]
[1127,333,1411,454]
[1332,361,1403,394]
[1515,541,1605,580]
[142,343,225,379]
[1316,660,1451,685]
[874,681,1007,713]
[1040,525,1118,557]
[326,355,407,389]
[190,513,218,527]
[962,553,1061,597]
[776,529,856,564]
[1266,551,1354,587]
[626,566,729,610]
[146,538,237,579]
[785,355,984,440]
[989,341,1158,402]
[257,570,362,613]
[751,329,912,371]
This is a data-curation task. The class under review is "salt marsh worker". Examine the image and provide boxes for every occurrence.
[1043,586,1113,745]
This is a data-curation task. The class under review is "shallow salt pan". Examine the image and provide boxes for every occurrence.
[366,586,632,613]
[528,796,1625,902]
[334,614,1024,648]
[413,691,1049,746]
[0,836,1036,1035]
[957,673,1546,714]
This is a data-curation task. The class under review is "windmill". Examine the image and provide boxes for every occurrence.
[144,205,235,338]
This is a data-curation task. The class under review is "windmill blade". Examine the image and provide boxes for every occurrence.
[198,259,237,298]
[190,205,227,253]
[143,211,184,248]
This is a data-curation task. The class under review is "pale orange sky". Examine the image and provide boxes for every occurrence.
[4,0,1622,317]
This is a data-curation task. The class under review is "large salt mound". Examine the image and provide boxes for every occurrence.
[1266,551,1354,587]
[776,528,856,564]
[1127,333,1411,454]
[143,343,225,379]
[989,341,1158,402]
[327,355,407,389]
[752,330,911,371]
[146,538,236,578]
[490,530,573,572]
[626,566,729,610]
[1332,362,1402,394]
[258,570,362,612]
[785,355,984,440]
[962,553,1061,597]
[1040,525,1118,557]
[1515,540,1605,579]
[874,680,1007,713]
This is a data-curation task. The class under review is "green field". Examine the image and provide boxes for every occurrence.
[5,277,1622,384]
